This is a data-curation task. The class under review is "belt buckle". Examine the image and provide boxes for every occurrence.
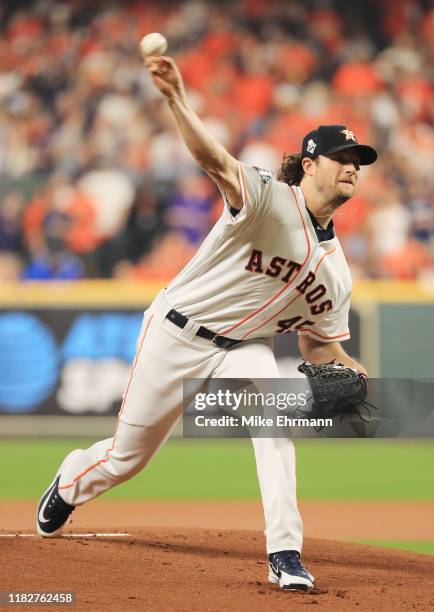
[213,335,236,350]
[213,335,229,349]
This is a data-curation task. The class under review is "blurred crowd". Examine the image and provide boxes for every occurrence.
[0,0,433,281]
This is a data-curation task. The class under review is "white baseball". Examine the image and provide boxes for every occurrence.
[139,33,168,58]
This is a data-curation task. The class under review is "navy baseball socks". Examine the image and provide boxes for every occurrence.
[268,550,315,590]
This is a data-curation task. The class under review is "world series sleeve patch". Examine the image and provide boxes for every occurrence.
[254,167,273,184]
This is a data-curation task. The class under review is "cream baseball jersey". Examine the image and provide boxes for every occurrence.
[165,162,352,342]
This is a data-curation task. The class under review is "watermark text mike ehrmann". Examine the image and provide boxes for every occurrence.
[193,390,308,411]
[195,415,333,428]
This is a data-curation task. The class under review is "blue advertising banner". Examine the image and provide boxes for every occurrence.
[0,310,144,416]
[0,308,360,417]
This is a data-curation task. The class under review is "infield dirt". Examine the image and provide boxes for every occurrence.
[2,527,434,611]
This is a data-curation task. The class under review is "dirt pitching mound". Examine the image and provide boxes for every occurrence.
[2,528,434,611]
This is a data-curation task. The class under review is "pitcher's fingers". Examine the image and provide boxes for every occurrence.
[159,56,174,66]
[145,57,159,69]
[147,66,160,77]
[147,57,172,71]
[146,55,171,64]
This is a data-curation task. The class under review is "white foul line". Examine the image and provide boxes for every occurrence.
[0,533,130,538]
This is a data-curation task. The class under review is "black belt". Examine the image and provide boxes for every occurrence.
[165,309,242,350]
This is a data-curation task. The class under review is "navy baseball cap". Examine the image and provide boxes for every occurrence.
[301,125,377,165]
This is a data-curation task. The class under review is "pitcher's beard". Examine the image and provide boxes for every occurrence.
[329,192,352,208]
[314,178,354,210]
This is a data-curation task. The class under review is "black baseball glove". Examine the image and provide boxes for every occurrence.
[297,360,376,423]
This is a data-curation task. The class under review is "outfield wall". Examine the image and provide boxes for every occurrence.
[0,280,432,435]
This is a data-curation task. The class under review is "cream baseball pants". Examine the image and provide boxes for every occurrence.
[57,290,303,554]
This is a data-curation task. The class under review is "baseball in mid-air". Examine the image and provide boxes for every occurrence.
[139,33,168,58]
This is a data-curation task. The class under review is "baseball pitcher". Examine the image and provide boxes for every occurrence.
[36,56,377,591]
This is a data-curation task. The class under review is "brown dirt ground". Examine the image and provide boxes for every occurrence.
[2,527,434,611]
[2,499,434,539]
[2,501,434,610]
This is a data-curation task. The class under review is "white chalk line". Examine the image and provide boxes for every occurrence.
[0,533,130,538]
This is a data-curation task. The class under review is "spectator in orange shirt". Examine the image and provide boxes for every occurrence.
[23,174,101,256]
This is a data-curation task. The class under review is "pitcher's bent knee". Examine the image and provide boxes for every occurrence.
[59,418,178,505]
[100,419,170,484]
[102,447,149,483]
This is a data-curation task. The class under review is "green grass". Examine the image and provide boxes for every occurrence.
[296,439,434,500]
[1,438,433,501]
[1,438,259,500]
[359,541,434,556]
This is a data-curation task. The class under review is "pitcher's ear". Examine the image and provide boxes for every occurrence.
[301,156,317,177]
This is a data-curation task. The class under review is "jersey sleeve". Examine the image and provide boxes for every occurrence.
[219,162,273,225]
[297,292,351,343]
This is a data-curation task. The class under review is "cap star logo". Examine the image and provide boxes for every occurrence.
[307,139,317,154]
[340,129,356,142]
